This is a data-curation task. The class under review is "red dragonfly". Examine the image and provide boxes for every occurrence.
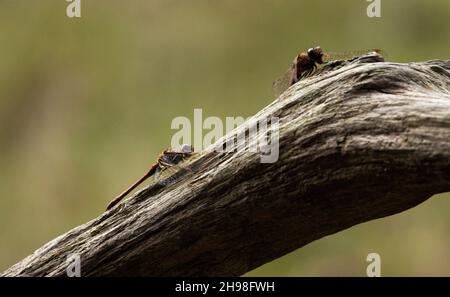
[106,144,194,210]
[272,46,386,98]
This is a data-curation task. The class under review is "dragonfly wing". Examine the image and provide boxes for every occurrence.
[153,166,180,186]
[157,156,196,186]
[272,67,293,98]
[323,49,388,62]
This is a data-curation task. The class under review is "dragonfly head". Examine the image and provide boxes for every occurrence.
[307,46,324,64]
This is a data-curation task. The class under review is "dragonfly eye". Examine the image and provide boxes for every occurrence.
[308,46,324,64]
[180,144,194,154]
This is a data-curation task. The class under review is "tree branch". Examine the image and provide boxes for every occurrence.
[3,54,450,276]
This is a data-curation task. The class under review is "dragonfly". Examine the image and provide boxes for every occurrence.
[106,144,194,210]
[272,46,386,98]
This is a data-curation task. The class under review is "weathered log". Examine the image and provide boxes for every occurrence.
[2,54,450,276]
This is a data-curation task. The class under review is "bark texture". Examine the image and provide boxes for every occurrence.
[3,54,450,276]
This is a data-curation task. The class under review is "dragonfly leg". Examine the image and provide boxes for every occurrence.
[303,65,317,78]
[159,160,174,168]
[164,151,185,156]
[300,68,311,79]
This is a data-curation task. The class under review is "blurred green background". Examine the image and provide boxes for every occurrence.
[0,0,449,275]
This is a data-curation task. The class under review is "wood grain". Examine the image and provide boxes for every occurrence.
[3,54,450,276]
